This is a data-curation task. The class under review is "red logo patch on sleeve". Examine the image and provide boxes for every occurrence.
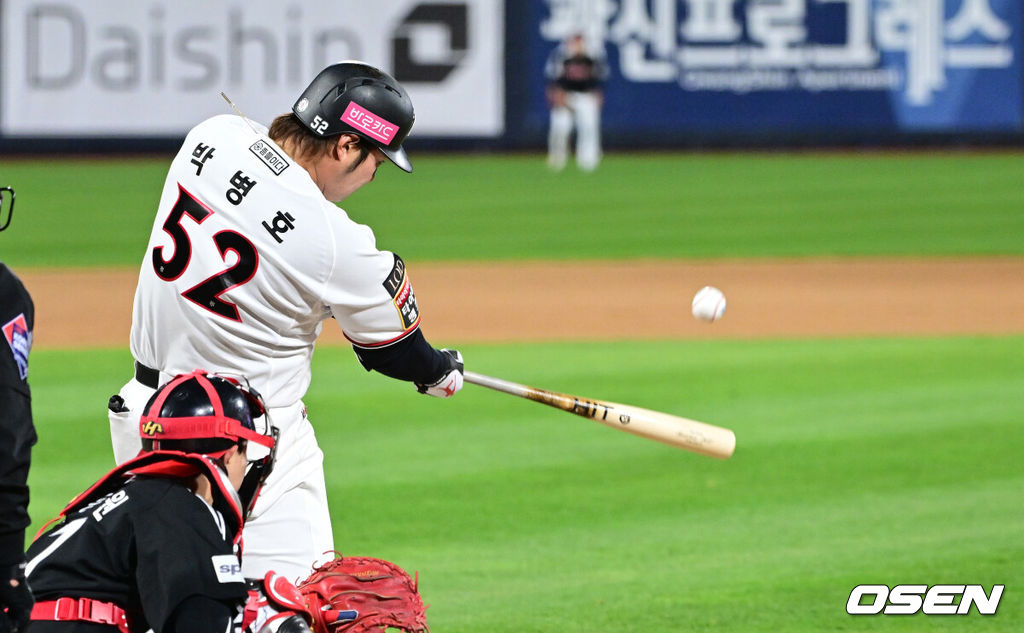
[3,314,31,379]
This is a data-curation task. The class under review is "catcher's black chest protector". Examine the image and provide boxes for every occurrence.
[27,468,248,632]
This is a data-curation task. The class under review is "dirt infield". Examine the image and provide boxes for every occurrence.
[19,257,1024,349]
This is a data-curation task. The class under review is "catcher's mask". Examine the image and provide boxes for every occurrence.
[292,60,415,173]
[0,186,15,232]
[139,370,278,515]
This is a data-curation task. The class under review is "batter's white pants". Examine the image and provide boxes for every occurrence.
[548,91,602,172]
[109,376,334,583]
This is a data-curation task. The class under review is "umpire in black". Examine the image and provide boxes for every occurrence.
[1,186,36,633]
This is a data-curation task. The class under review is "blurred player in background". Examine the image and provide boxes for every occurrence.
[545,33,608,172]
[107,61,464,581]
[0,186,36,633]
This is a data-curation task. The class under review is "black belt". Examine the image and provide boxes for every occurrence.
[134,361,160,389]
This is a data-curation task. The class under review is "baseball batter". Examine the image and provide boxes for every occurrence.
[107,62,464,581]
[545,33,608,172]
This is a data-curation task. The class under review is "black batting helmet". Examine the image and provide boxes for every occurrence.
[139,370,275,459]
[292,61,415,173]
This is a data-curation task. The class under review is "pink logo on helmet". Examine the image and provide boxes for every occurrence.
[341,101,398,145]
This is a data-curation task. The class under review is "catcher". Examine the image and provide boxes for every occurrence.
[24,370,428,633]
[24,371,278,633]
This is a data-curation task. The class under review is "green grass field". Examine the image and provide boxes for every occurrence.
[27,339,1024,631]
[9,151,1024,630]
[2,151,1024,267]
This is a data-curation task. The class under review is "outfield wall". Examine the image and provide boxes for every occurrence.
[1,0,1021,153]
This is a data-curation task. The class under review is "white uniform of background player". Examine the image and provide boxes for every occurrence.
[108,62,464,582]
[545,33,608,172]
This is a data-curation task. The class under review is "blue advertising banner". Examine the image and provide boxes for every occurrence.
[518,0,1023,141]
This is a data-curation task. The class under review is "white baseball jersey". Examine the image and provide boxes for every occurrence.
[130,114,421,408]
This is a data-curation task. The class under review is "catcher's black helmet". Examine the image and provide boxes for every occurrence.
[139,370,275,459]
[292,61,415,173]
[138,370,278,518]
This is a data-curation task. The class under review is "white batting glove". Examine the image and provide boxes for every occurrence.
[416,349,464,398]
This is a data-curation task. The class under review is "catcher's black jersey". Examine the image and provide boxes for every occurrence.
[0,261,35,566]
[26,476,248,632]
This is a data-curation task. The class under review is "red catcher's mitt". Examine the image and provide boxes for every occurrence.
[296,554,429,633]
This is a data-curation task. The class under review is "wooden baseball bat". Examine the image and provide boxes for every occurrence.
[463,371,736,459]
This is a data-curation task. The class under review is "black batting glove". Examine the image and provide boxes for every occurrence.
[0,561,33,633]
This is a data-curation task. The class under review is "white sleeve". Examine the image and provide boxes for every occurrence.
[319,220,420,348]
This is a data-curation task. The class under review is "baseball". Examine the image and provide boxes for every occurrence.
[692,286,726,322]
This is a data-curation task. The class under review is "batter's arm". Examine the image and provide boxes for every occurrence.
[352,329,452,385]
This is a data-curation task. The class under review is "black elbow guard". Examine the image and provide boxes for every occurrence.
[353,329,449,384]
